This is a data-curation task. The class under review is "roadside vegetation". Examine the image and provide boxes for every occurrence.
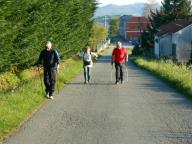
[132,57,192,97]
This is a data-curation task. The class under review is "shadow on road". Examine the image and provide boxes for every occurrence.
[67,82,115,86]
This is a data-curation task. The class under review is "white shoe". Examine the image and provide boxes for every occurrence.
[49,96,54,99]
[46,92,49,98]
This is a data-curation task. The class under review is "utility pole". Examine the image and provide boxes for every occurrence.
[104,15,107,28]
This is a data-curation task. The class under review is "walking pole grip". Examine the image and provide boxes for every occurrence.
[124,61,128,82]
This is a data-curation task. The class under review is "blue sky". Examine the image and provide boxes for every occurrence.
[98,0,162,6]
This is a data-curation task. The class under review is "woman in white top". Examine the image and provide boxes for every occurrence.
[82,46,97,84]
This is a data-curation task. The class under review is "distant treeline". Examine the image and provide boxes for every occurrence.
[0,0,97,72]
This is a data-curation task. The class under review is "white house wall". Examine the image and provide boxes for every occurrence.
[159,34,172,57]
[173,25,192,63]
[154,36,159,58]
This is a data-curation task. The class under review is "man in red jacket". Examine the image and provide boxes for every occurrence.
[112,41,128,84]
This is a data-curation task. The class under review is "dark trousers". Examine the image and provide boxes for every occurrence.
[44,68,56,94]
[115,63,124,82]
[84,66,91,81]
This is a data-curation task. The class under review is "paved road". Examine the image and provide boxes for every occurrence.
[4,52,192,144]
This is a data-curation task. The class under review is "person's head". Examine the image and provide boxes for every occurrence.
[85,46,91,53]
[117,41,122,49]
[45,41,52,51]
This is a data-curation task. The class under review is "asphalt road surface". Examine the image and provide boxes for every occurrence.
[4,52,192,144]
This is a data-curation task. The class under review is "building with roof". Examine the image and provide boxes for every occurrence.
[154,19,192,63]
[120,16,149,44]
[119,15,132,40]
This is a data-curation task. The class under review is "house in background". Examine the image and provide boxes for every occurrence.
[120,16,149,45]
[154,19,192,63]
[126,16,149,44]
[119,15,132,40]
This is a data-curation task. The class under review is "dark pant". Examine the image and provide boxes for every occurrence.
[84,66,91,82]
[44,68,56,95]
[115,63,124,82]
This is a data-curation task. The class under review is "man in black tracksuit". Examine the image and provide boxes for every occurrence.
[36,41,60,99]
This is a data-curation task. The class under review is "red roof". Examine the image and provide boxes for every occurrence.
[157,19,192,36]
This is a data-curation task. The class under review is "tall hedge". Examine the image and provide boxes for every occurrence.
[0,0,97,72]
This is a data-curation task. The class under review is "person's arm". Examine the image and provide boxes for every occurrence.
[111,49,116,65]
[54,49,60,71]
[124,48,128,63]
[34,51,43,66]
[79,51,84,58]
[90,52,98,58]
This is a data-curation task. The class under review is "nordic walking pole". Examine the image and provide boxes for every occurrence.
[56,69,59,94]
[37,66,44,95]
[110,64,113,82]
[110,57,114,82]
[126,62,128,82]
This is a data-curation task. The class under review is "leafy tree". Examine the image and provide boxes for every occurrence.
[88,24,108,51]
[150,0,191,30]
[161,0,191,21]
[109,17,120,37]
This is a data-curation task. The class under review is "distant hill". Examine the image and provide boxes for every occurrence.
[94,3,145,17]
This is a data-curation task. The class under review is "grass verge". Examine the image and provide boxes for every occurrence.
[131,57,192,97]
[0,58,83,142]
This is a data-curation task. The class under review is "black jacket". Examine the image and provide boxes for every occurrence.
[36,49,60,69]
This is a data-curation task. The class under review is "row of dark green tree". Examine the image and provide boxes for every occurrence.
[0,0,97,72]
[139,0,192,55]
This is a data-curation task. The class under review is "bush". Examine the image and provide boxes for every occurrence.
[0,72,20,90]
[132,45,143,56]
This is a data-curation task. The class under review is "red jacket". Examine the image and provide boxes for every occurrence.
[112,47,128,64]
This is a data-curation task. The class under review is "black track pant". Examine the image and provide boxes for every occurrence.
[115,63,124,82]
[44,68,56,95]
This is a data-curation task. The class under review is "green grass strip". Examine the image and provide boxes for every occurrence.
[0,58,83,142]
[132,57,192,97]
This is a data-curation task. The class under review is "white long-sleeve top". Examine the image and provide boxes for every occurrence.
[80,51,97,67]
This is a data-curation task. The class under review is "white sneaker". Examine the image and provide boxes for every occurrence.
[49,96,54,99]
[46,92,49,98]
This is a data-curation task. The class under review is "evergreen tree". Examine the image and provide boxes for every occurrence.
[109,17,120,37]
[151,0,192,29]
[0,0,98,72]
[179,0,191,18]
[161,0,191,21]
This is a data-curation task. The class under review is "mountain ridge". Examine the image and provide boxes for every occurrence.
[95,2,158,17]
